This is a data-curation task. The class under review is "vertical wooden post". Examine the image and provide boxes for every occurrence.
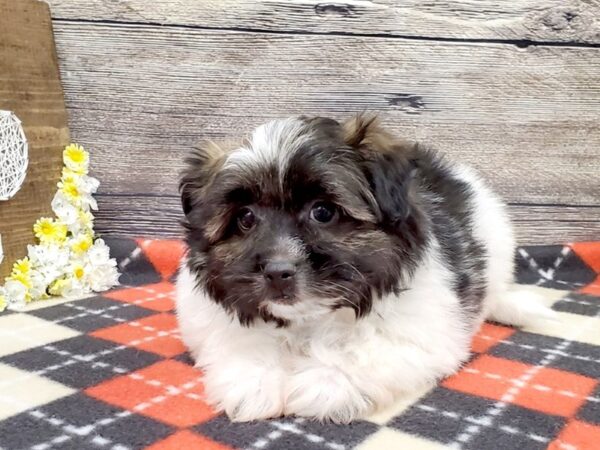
[0,0,70,278]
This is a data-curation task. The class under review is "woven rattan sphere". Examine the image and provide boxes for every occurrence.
[0,110,28,201]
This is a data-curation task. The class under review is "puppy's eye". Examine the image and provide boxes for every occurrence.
[237,207,256,231]
[310,201,337,224]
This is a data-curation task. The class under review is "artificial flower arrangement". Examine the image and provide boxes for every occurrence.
[0,144,120,311]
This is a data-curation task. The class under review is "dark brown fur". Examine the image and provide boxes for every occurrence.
[180,115,429,326]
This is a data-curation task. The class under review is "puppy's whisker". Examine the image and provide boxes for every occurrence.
[315,281,365,316]
[329,262,367,283]
[325,283,356,298]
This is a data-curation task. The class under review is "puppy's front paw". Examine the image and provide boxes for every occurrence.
[284,366,371,423]
[204,367,285,422]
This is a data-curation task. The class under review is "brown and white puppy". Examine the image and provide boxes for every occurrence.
[176,115,551,423]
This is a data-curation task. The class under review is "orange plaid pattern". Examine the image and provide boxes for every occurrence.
[86,360,216,427]
[1,238,598,450]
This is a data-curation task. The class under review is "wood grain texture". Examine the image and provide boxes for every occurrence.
[0,0,70,278]
[93,194,600,245]
[52,24,599,204]
[45,0,600,44]
[42,4,599,245]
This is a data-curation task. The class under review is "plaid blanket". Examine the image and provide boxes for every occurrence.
[0,238,598,450]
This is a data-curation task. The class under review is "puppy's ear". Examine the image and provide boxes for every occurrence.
[179,141,228,215]
[344,114,426,248]
[299,116,342,140]
[342,113,399,152]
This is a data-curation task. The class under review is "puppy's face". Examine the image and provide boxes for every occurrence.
[181,116,426,326]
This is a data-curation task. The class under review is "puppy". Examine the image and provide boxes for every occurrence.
[176,115,550,423]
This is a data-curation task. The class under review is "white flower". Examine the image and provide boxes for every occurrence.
[84,195,98,211]
[70,282,90,297]
[4,279,28,309]
[28,270,48,299]
[88,239,112,264]
[52,190,95,234]
[52,191,79,226]
[87,262,120,292]
[84,239,120,291]
[49,277,86,298]
[76,174,100,195]
[50,262,93,299]
[77,210,94,231]
[26,244,70,294]
[0,142,120,307]
[28,244,69,269]
[58,180,98,212]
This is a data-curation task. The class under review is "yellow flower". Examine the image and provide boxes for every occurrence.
[78,210,94,230]
[34,218,68,244]
[0,295,6,312]
[64,144,87,163]
[72,264,85,280]
[63,144,89,172]
[71,234,93,254]
[11,257,31,277]
[49,278,69,296]
[7,272,32,290]
[61,167,82,183]
[59,181,81,203]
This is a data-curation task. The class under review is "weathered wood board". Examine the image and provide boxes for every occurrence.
[41,1,599,244]
[46,0,600,44]
[93,194,600,245]
[0,0,70,278]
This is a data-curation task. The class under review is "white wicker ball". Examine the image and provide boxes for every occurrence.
[0,110,29,201]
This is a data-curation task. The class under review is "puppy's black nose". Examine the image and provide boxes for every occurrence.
[263,261,296,292]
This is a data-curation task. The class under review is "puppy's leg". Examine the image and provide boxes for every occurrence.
[176,268,285,422]
[200,337,286,422]
[486,287,557,327]
[284,362,369,423]
[284,330,470,423]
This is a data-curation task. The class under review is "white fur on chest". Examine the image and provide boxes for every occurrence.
[176,244,472,422]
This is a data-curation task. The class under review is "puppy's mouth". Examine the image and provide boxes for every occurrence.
[267,293,298,304]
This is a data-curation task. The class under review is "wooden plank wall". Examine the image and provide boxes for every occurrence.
[0,0,70,278]
[45,0,600,244]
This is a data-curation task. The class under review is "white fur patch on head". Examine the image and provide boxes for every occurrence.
[225,117,311,175]
[273,236,305,261]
